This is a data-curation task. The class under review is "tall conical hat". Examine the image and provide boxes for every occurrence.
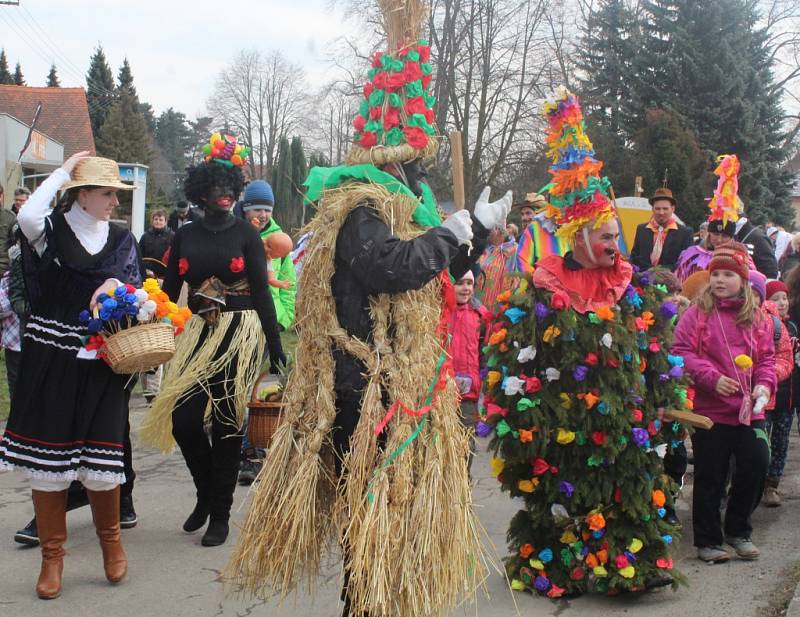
[706,154,742,226]
[346,0,438,165]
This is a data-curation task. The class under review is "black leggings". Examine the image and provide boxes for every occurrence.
[171,358,243,522]
[691,420,769,547]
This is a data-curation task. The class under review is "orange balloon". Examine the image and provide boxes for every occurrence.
[231,154,243,166]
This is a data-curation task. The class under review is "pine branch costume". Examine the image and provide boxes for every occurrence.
[225,3,487,615]
[483,89,690,597]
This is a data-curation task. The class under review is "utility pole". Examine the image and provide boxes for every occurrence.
[0,1,21,5]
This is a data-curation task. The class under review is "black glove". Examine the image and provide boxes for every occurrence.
[269,349,287,374]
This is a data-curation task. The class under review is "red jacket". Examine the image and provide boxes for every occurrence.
[450,300,491,401]
[672,299,777,426]
[762,301,793,410]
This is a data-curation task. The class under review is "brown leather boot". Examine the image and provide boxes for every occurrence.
[31,490,68,600]
[87,487,127,583]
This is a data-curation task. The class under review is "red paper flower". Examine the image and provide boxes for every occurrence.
[591,431,606,445]
[178,257,189,276]
[570,567,585,580]
[424,108,435,124]
[632,408,643,422]
[422,73,433,89]
[383,107,401,130]
[584,352,599,367]
[353,115,366,132]
[373,71,387,89]
[369,106,382,120]
[229,257,245,273]
[614,487,622,503]
[371,52,382,68]
[525,376,542,394]
[125,283,136,293]
[532,457,550,475]
[386,72,406,92]
[403,126,428,149]
[418,45,431,63]
[606,357,620,368]
[551,289,571,310]
[615,555,630,569]
[403,61,423,82]
[363,82,374,98]
[656,557,673,569]
[405,96,427,116]
[647,420,659,436]
[359,131,378,148]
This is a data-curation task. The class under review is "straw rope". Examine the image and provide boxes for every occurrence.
[138,311,266,453]
[224,181,486,616]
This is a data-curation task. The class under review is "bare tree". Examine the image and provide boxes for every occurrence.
[208,50,308,179]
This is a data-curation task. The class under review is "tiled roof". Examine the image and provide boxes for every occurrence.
[0,85,95,158]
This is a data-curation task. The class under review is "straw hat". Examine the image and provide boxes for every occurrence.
[649,187,677,206]
[60,157,134,191]
[513,192,547,210]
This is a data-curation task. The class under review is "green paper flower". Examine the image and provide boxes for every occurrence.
[406,50,420,61]
[588,313,601,324]
[421,62,433,75]
[561,548,573,567]
[575,431,587,445]
[367,67,379,80]
[359,100,369,117]
[364,119,382,133]
[388,93,402,108]
[418,38,429,46]
[389,58,404,72]
[587,455,602,467]
[406,113,429,128]
[380,54,393,70]
[405,80,424,97]
[517,398,539,411]
[384,127,403,146]
[368,89,386,107]
[424,93,437,107]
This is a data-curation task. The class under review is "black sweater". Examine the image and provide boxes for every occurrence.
[162,213,283,362]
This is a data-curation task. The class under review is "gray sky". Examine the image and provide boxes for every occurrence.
[0,0,355,119]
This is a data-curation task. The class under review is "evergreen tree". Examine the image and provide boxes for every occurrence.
[46,64,60,87]
[117,58,137,99]
[188,116,214,165]
[13,62,25,86]
[0,50,13,85]
[632,109,713,228]
[86,46,116,137]
[271,137,293,214]
[289,136,308,228]
[139,102,157,133]
[155,108,193,173]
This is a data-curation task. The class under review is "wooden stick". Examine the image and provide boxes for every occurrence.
[449,131,465,211]
[663,409,714,430]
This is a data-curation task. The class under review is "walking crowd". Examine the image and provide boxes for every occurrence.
[0,3,799,616]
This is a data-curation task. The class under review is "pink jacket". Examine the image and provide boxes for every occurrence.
[450,300,490,401]
[672,299,777,426]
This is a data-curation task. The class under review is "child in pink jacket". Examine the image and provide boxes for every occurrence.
[450,269,490,472]
[672,243,776,564]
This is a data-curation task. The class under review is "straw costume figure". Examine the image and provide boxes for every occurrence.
[225,2,512,615]
[483,89,689,597]
[139,134,285,547]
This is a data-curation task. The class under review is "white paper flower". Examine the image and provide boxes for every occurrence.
[136,309,151,323]
[551,503,569,521]
[545,367,560,382]
[517,346,537,363]
[601,333,613,349]
[134,289,149,304]
[143,300,157,312]
[503,376,526,396]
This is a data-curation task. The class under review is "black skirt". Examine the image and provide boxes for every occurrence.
[0,213,141,484]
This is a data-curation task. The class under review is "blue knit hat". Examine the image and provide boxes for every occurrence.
[242,180,274,211]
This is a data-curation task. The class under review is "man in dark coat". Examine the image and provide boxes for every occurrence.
[630,187,694,271]
[139,209,174,277]
[167,200,202,232]
[735,215,779,278]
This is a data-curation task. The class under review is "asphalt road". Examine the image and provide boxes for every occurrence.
[1,397,799,617]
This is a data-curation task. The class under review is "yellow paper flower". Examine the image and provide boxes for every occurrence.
[593,566,608,577]
[560,530,578,544]
[543,325,561,343]
[511,579,526,591]
[560,393,572,409]
[628,538,643,553]
[530,559,545,570]
[556,428,575,444]
[490,457,505,477]
[619,565,636,579]
[518,478,539,493]
[486,371,502,389]
[735,354,753,369]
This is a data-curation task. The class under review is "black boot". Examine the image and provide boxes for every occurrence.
[183,501,210,533]
[14,518,39,546]
[201,518,229,547]
[119,493,138,529]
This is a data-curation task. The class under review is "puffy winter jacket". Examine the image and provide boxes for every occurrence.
[260,218,296,330]
[762,302,793,411]
[333,204,488,393]
[449,299,491,401]
[672,298,777,426]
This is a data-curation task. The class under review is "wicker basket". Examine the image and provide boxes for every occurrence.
[247,371,285,448]
[103,322,176,375]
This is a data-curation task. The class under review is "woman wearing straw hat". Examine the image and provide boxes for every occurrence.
[0,152,142,599]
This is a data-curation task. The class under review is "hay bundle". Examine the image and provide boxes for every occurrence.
[224,181,486,616]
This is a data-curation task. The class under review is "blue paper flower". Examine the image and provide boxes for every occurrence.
[573,365,589,382]
[97,293,110,303]
[667,354,684,367]
[124,293,137,304]
[87,319,103,334]
[102,298,118,310]
[539,548,554,563]
[125,305,138,316]
[534,576,551,591]
[657,507,666,518]
[475,421,492,438]
[669,366,684,379]
[597,401,608,415]
[623,352,633,362]
[662,534,673,545]
[659,373,670,383]
[99,309,111,320]
[559,481,574,498]
[78,309,91,323]
[114,285,127,298]
[504,307,526,324]
[111,308,126,320]
[660,301,677,319]
[592,530,604,539]
[534,302,552,321]
[632,428,650,447]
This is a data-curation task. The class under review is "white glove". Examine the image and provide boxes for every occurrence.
[473,186,513,231]
[441,210,473,246]
[752,385,770,413]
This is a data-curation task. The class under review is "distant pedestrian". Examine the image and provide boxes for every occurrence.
[630,187,693,271]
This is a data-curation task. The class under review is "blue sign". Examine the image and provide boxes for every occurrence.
[118,165,147,182]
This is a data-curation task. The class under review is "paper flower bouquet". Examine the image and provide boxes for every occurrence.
[80,278,191,374]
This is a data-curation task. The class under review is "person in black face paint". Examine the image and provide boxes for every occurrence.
[139,136,285,548]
